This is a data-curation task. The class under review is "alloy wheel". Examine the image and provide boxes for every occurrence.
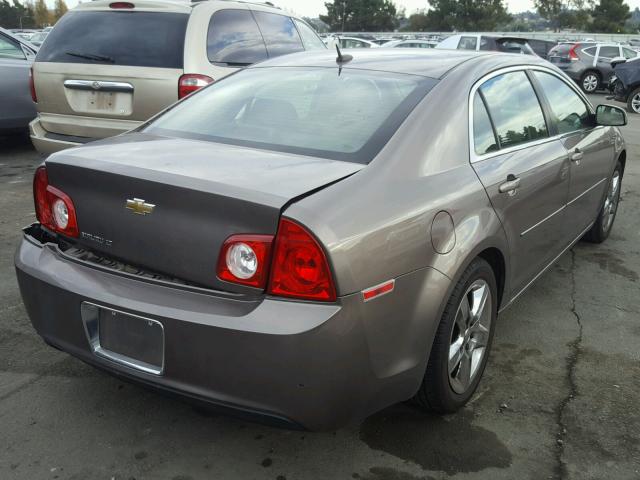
[631,93,640,113]
[602,170,621,233]
[583,74,598,92]
[448,279,492,395]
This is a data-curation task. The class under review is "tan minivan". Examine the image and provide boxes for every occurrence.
[29,0,326,153]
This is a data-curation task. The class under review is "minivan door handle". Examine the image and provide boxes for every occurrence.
[499,174,521,195]
[570,149,584,163]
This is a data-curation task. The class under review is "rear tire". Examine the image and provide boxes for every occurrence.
[626,87,640,114]
[413,257,497,413]
[584,161,622,243]
[580,71,601,93]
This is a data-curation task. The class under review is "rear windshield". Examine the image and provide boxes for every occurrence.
[145,67,435,163]
[36,11,188,68]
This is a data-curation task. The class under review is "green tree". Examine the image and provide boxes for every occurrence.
[592,0,631,32]
[534,0,591,30]
[424,0,511,31]
[52,0,67,22]
[321,0,398,32]
[33,0,49,27]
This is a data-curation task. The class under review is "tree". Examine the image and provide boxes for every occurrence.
[52,0,67,22]
[0,0,36,29]
[533,0,591,30]
[321,0,398,32]
[424,0,511,31]
[33,0,50,27]
[592,0,631,32]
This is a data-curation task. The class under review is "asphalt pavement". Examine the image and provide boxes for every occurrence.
[0,94,638,480]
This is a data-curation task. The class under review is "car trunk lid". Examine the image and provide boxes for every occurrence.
[45,134,364,292]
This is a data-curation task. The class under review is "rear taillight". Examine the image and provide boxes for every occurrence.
[268,218,336,302]
[33,166,79,238]
[29,66,37,103]
[109,2,134,8]
[217,235,273,288]
[569,44,580,61]
[178,74,213,99]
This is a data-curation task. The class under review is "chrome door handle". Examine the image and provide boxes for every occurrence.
[499,175,521,194]
[571,150,584,162]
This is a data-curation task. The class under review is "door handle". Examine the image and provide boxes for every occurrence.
[570,150,584,163]
[499,174,521,194]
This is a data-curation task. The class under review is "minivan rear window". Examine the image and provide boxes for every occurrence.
[36,11,188,68]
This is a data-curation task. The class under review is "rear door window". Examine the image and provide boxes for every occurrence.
[36,11,188,68]
[253,11,303,57]
[473,92,499,155]
[458,36,477,50]
[479,71,548,150]
[0,35,26,60]
[598,46,620,60]
[582,46,596,57]
[207,9,267,65]
[293,19,325,50]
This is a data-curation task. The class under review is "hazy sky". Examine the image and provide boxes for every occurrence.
[46,0,640,17]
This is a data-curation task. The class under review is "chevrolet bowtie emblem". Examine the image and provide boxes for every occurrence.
[126,198,155,215]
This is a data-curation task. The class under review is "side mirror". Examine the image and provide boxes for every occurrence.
[611,56,626,67]
[596,104,627,126]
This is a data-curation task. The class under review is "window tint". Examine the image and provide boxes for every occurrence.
[207,9,267,65]
[473,93,498,155]
[0,35,25,60]
[599,46,619,59]
[479,71,548,149]
[582,46,596,56]
[479,37,492,51]
[293,19,325,50]
[623,47,637,59]
[146,67,434,163]
[36,11,188,68]
[253,11,303,57]
[533,71,590,134]
[458,36,477,50]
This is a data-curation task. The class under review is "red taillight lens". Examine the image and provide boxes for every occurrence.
[268,218,336,302]
[29,66,37,103]
[569,44,580,61]
[178,74,214,99]
[109,2,134,8]
[33,166,79,237]
[217,235,273,288]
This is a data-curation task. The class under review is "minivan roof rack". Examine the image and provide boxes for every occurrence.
[191,0,281,9]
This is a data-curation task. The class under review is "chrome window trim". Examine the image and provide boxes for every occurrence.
[469,64,596,164]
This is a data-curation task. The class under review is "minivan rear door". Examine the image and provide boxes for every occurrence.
[33,6,189,139]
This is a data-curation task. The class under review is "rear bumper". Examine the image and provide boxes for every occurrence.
[29,114,141,154]
[15,228,447,430]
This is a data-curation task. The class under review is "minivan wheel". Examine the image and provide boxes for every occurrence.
[626,87,640,114]
[584,162,622,243]
[581,71,600,93]
[413,257,497,413]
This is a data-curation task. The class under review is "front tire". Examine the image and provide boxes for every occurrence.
[580,71,601,93]
[413,257,497,413]
[584,161,622,243]
[626,87,640,114]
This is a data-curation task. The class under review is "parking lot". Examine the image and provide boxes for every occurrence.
[0,92,639,480]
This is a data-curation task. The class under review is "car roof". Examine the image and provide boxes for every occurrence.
[73,0,284,14]
[249,48,547,80]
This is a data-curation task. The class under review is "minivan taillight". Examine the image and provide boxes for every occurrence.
[29,66,37,103]
[569,43,580,61]
[268,218,336,302]
[33,166,79,238]
[178,74,213,99]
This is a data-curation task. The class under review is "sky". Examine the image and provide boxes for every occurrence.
[46,0,640,17]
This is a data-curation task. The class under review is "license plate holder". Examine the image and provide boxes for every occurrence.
[81,302,164,375]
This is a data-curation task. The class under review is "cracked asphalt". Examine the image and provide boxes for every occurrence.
[1,94,639,480]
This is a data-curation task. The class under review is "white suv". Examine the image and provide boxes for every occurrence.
[29,0,326,153]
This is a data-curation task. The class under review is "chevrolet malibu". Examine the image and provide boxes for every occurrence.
[15,50,627,430]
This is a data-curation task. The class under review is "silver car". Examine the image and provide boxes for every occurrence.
[15,50,627,430]
[0,27,37,132]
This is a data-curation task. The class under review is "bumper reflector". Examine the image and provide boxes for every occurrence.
[362,279,395,302]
